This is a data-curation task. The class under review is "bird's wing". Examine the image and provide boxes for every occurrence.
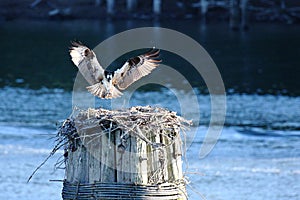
[87,83,123,99]
[113,49,161,90]
[70,41,104,85]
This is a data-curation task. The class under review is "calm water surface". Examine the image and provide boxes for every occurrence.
[1,20,300,94]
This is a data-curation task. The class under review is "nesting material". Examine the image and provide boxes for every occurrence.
[60,106,191,200]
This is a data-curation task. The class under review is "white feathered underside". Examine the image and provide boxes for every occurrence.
[70,46,84,66]
[86,83,123,99]
[70,44,104,85]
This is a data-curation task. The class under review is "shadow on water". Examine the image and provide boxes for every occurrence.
[1,19,300,95]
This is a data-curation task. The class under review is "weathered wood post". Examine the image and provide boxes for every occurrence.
[200,0,209,22]
[229,0,240,30]
[61,106,190,199]
[153,0,161,16]
[240,0,249,30]
[106,0,115,16]
[127,0,137,12]
[229,0,249,30]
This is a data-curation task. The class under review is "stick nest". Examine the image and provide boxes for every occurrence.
[65,106,192,150]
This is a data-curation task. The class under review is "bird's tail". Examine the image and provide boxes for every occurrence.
[108,85,123,99]
[87,83,123,99]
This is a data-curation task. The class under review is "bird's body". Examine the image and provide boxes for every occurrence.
[70,42,161,99]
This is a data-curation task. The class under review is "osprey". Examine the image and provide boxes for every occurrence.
[70,42,161,99]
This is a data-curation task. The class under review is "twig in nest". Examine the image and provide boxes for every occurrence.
[27,119,76,182]
[27,140,66,182]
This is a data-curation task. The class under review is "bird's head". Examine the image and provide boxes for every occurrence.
[104,70,114,82]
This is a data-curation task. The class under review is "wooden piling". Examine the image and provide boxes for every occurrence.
[240,0,249,30]
[127,0,137,12]
[61,106,190,199]
[106,0,115,15]
[153,0,161,15]
[229,0,241,30]
[200,0,209,22]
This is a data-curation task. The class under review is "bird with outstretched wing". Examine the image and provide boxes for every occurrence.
[70,42,161,99]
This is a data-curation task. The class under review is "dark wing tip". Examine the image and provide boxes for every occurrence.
[128,56,141,66]
[71,40,84,46]
[150,59,162,63]
[145,48,161,64]
[125,48,162,68]
[69,40,85,51]
[69,41,94,58]
[145,48,160,57]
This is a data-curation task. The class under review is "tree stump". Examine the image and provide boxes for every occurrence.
[61,106,190,200]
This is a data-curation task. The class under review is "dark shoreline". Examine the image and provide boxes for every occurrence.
[1,0,300,24]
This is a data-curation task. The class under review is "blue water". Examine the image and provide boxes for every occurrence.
[0,87,299,200]
[1,18,300,200]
